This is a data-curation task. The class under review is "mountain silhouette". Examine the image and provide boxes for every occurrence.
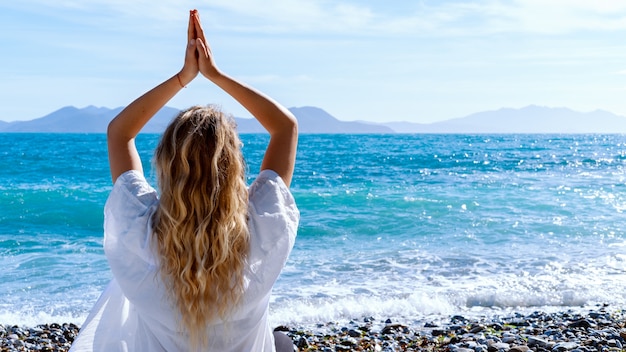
[0,105,392,134]
[382,105,626,133]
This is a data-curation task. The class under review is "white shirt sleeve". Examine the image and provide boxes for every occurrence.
[103,170,159,299]
[245,169,300,297]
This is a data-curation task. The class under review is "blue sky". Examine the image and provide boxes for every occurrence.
[2,0,626,123]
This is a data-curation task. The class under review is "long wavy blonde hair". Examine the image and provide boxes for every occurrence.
[152,105,249,347]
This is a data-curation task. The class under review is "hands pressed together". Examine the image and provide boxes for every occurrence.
[178,9,220,86]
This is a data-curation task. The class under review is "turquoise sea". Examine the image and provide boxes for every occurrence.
[1,133,626,328]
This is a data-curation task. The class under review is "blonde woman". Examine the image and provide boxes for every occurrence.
[71,9,299,352]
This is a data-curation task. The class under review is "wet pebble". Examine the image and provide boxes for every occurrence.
[281,306,626,351]
[0,323,80,352]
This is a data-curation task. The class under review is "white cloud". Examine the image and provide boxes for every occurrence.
[7,0,626,37]
[482,0,626,34]
[213,0,626,37]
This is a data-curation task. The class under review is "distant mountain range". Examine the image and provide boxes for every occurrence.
[1,104,626,133]
[381,105,626,133]
[0,106,392,134]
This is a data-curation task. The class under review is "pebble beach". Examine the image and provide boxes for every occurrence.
[280,306,626,351]
[3,306,626,351]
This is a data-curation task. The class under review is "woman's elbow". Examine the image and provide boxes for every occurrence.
[285,112,298,135]
[106,120,116,139]
[107,117,134,142]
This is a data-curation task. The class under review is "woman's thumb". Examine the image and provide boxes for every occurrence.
[195,38,209,56]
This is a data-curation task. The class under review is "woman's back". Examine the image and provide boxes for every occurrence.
[71,170,298,351]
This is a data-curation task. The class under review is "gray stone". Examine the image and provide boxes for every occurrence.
[502,336,516,344]
[347,329,361,337]
[470,325,485,334]
[527,336,551,348]
[431,329,446,336]
[568,319,594,329]
[607,339,622,348]
[509,346,530,352]
[296,336,309,349]
[488,342,510,351]
[338,337,358,348]
[464,341,479,348]
[490,323,504,331]
[553,341,579,351]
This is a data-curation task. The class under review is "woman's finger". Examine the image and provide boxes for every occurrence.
[187,9,196,41]
[193,11,206,42]
[196,37,208,58]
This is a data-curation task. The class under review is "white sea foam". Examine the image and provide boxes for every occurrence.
[269,293,454,327]
[268,250,626,329]
[268,275,624,330]
[0,312,85,327]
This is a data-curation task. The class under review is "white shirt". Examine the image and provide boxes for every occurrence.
[71,169,299,352]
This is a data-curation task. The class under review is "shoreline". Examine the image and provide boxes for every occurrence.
[2,307,626,351]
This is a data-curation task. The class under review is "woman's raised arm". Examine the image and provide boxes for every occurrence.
[107,10,199,183]
[192,11,298,187]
